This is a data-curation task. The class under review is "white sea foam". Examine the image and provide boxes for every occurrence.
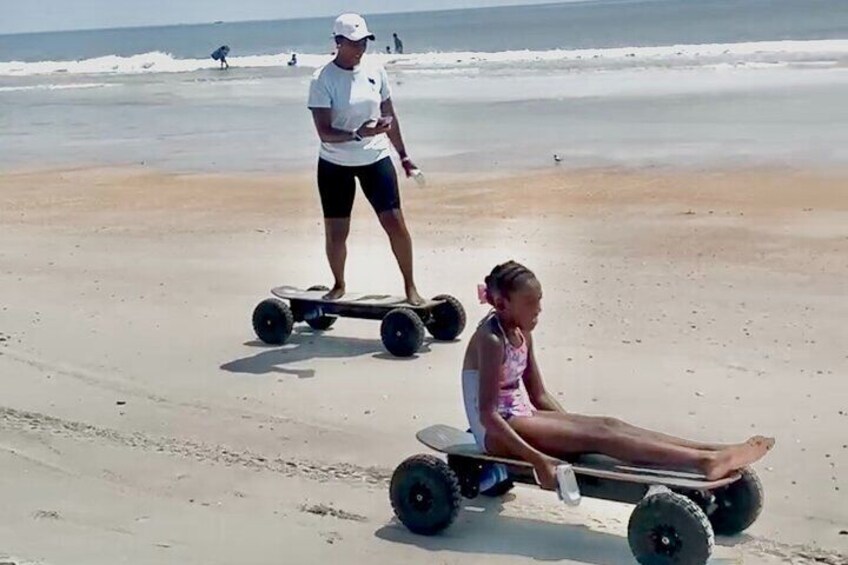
[0,40,846,77]
[0,82,117,92]
[386,39,848,67]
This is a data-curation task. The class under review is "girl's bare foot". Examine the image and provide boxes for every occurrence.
[697,435,773,452]
[323,284,345,300]
[710,436,771,452]
[703,439,774,480]
[746,436,776,450]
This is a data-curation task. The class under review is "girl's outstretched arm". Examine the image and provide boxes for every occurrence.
[523,332,567,413]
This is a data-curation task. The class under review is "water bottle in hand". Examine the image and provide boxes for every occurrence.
[556,464,582,506]
[409,167,426,187]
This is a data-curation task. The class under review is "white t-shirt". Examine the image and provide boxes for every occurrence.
[307,60,393,167]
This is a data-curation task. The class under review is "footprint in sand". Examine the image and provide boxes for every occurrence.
[32,510,61,520]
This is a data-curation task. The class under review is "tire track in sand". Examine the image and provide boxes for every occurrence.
[0,405,390,487]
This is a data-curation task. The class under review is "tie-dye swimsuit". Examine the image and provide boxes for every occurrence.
[462,313,535,449]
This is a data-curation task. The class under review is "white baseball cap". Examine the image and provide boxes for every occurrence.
[332,13,375,42]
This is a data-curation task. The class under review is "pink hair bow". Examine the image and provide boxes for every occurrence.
[477,283,489,304]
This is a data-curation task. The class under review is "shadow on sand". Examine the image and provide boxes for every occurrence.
[221,327,435,378]
[375,495,738,564]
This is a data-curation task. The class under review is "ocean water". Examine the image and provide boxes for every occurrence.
[1,0,847,172]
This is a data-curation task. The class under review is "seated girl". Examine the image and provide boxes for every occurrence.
[461,260,774,490]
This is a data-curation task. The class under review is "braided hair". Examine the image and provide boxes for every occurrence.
[483,260,537,305]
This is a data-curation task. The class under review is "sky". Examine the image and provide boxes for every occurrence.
[2,0,571,35]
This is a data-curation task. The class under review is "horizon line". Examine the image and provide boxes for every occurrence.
[0,0,579,37]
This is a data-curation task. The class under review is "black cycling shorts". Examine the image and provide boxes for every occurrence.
[317,156,400,219]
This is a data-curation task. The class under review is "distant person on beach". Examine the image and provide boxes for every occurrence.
[385,46,392,54]
[307,13,423,305]
[211,45,230,69]
[462,260,776,490]
[288,53,298,66]
[392,33,404,54]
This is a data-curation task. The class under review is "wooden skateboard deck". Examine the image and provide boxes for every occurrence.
[271,286,441,310]
[417,424,739,490]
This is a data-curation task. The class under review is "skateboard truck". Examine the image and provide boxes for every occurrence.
[646,484,672,497]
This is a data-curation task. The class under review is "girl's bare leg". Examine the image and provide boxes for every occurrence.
[487,413,773,480]
[542,411,742,451]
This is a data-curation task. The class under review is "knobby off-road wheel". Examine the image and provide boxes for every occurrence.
[381,308,425,357]
[390,454,461,535]
[707,468,764,536]
[426,294,466,341]
[628,489,714,565]
[300,285,337,330]
[252,298,293,345]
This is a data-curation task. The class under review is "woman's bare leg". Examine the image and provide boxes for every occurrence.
[323,218,350,300]
[377,209,423,305]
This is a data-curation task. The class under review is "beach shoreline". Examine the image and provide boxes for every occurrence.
[1,163,846,564]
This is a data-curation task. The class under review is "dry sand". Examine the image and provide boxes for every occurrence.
[1,165,846,564]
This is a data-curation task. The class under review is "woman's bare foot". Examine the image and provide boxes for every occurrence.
[703,438,775,480]
[405,286,425,306]
[323,284,345,301]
